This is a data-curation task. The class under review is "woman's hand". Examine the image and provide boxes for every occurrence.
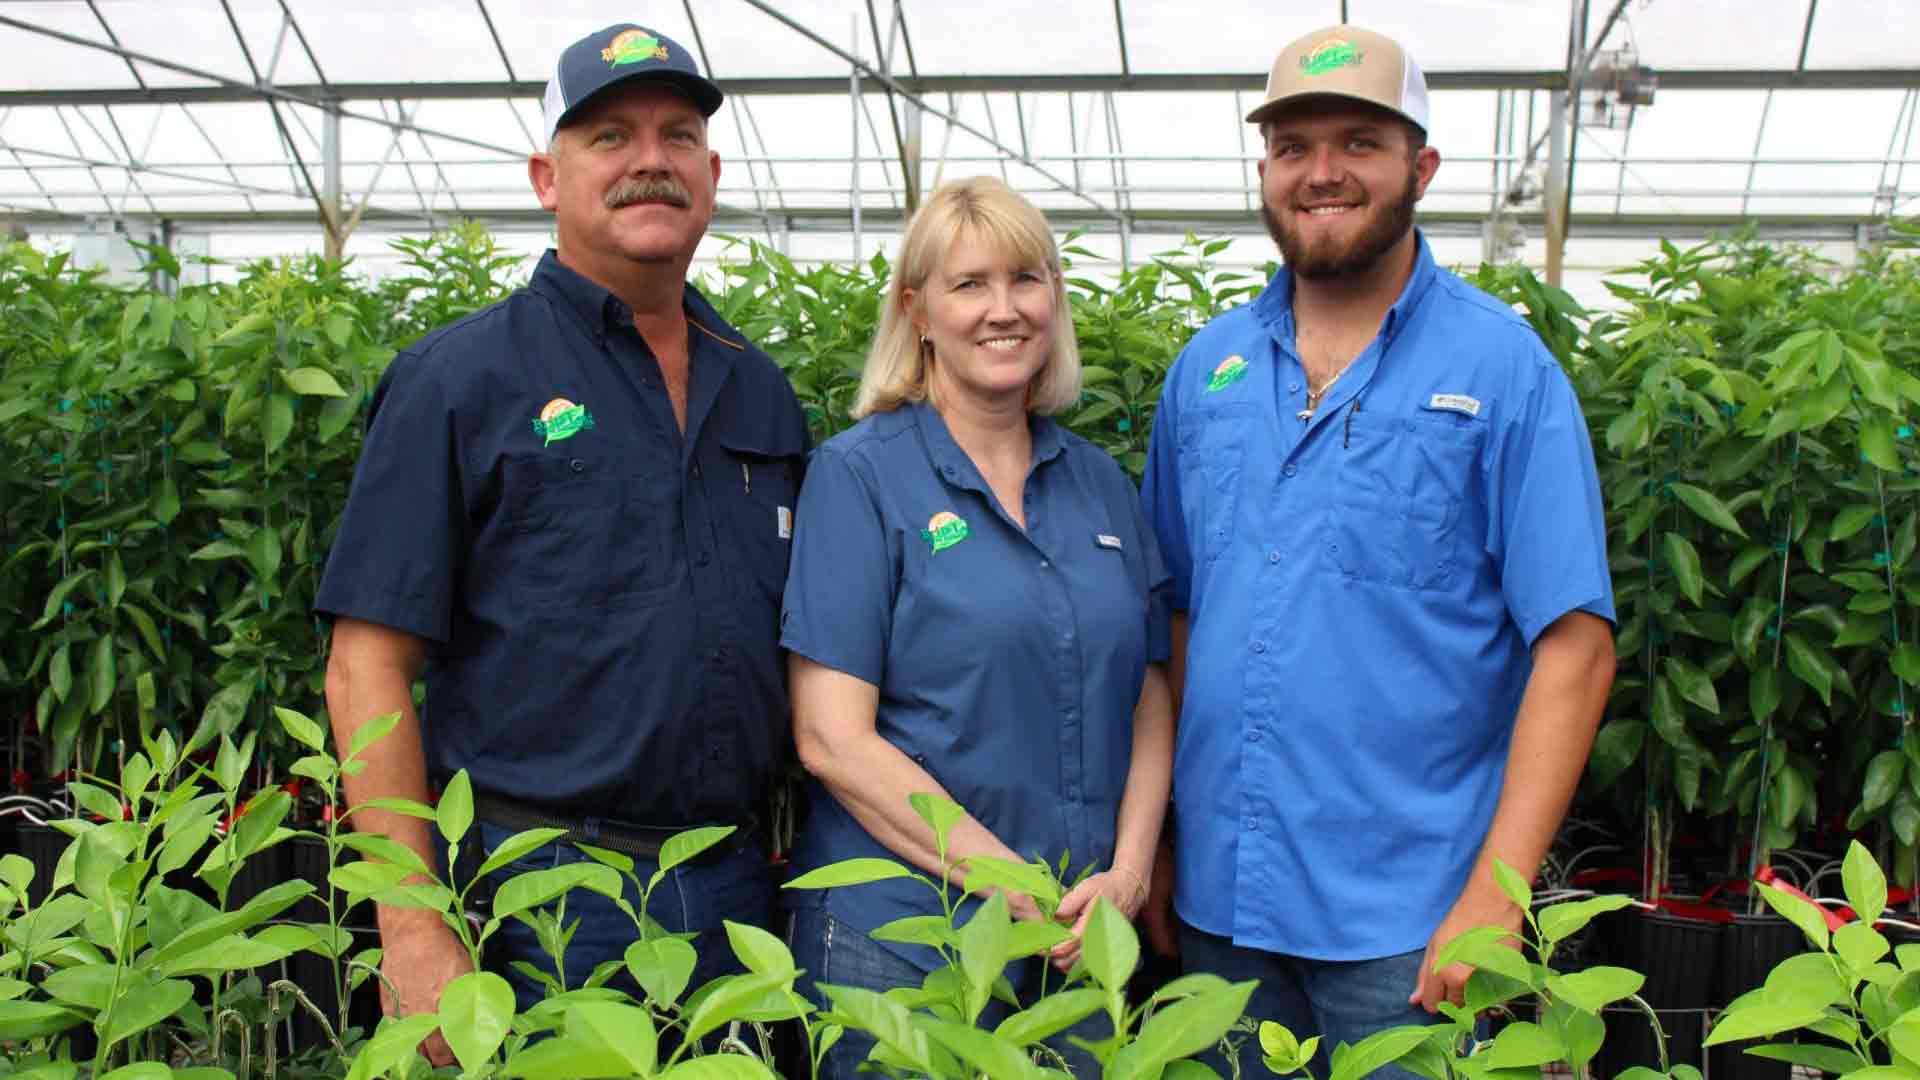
[1046,866,1151,971]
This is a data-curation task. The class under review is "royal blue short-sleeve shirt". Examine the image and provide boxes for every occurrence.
[317,251,809,825]
[1141,232,1613,961]
[781,402,1170,968]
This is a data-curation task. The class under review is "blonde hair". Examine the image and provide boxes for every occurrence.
[853,176,1083,418]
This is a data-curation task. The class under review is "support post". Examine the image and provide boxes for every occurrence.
[850,17,863,264]
[322,100,343,259]
[1545,89,1568,288]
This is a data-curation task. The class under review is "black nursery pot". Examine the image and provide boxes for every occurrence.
[1596,907,1724,1077]
[17,821,67,905]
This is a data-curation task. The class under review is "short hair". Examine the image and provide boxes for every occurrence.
[854,176,1082,419]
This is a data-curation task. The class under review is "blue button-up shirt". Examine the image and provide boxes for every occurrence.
[317,251,809,825]
[781,401,1170,968]
[1141,233,1613,960]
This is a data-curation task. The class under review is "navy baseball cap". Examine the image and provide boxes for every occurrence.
[541,24,723,143]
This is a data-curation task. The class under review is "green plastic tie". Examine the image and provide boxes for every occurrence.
[1765,626,1780,639]
[57,398,71,412]
[1117,418,1133,433]
[1876,552,1891,566]
[1903,426,1915,440]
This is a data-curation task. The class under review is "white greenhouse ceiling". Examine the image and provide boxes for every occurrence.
[0,0,1917,258]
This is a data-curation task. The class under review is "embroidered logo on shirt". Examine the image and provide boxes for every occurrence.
[1426,393,1482,418]
[531,397,595,446]
[777,505,794,540]
[1095,533,1124,550]
[921,511,971,553]
[1206,355,1249,393]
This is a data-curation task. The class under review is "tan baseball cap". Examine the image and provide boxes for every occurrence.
[1246,25,1430,133]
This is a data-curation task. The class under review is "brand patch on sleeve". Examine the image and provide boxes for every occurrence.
[1095,533,1124,550]
[1425,393,1482,418]
[777,506,793,540]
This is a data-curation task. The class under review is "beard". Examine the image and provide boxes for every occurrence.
[1261,160,1419,280]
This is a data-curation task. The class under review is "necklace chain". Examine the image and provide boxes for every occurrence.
[1296,358,1358,422]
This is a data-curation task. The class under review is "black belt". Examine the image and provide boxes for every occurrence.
[471,792,751,862]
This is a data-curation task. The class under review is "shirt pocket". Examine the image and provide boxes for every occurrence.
[716,431,803,603]
[500,451,665,610]
[1332,413,1484,592]
[1176,402,1255,565]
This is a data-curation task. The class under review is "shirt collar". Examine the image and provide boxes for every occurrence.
[530,249,749,351]
[1253,227,1439,347]
[910,399,1068,493]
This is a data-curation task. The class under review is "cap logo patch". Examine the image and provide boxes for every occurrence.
[1301,39,1363,76]
[1206,355,1249,393]
[921,511,971,554]
[602,29,668,68]
[532,397,595,445]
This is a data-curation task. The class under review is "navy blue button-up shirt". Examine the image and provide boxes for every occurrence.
[317,251,809,825]
[781,402,1170,969]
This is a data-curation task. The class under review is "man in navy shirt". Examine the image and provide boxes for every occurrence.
[1140,25,1616,1078]
[316,23,807,1062]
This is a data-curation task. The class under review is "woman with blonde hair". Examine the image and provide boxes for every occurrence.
[780,175,1174,1077]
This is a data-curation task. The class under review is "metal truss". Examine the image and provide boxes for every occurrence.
[0,0,1916,265]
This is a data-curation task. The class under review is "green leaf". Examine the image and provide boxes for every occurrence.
[1750,665,1783,725]
[920,1018,1045,1080]
[1834,921,1890,971]
[1546,966,1644,1013]
[0,1001,86,1041]
[1862,414,1903,472]
[995,987,1106,1046]
[1492,861,1532,910]
[274,706,326,752]
[1754,880,1830,951]
[960,855,1062,909]
[1120,979,1258,1074]
[1703,1002,1829,1046]
[1844,840,1890,927]
[282,367,349,397]
[1742,1042,1873,1075]
[49,643,71,703]
[782,857,917,890]
[439,971,516,1073]
[658,825,735,874]
[336,832,434,879]
[1484,1020,1565,1068]
[565,1001,658,1076]
[489,862,620,921]
[1833,504,1881,541]
[681,969,790,1046]
[657,1056,779,1080]
[262,394,295,454]
[624,937,697,1007]
[908,791,967,851]
[346,1015,441,1080]
[1537,894,1633,946]
[1783,632,1833,707]
[1895,643,1920,686]
[246,524,282,581]
[1663,533,1706,607]
[1664,657,1720,714]
[100,976,194,1050]
[436,769,473,845]
[1433,925,1535,987]
[473,827,568,881]
[1863,751,1907,817]
[724,919,795,977]
[86,634,115,715]
[347,711,401,759]
[1326,1025,1443,1080]
[958,891,1011,1016]
[1081,895,1139,996]
[1587,720,1645,790]
[1671,483,1748,537]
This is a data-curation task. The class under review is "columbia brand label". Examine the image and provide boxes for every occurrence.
[1425,393,1482,418]
[777,505,793,540]
[1301,39,1363,76]
[1094,534,1124,551]
[1205,355,1249,393]
[531,397,595,445]
[602,29,668,67]
[921,511,970,553]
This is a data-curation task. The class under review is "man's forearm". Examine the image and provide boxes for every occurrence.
[325,621,441,934]
[1466,611,1617,900]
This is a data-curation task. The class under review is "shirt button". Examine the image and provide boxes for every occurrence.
[1267,551,1280,564]
[1039,560,1050,569]
[569,458,585,473]
[1248,729,1262,742]
[1282,464,1298,477]
[1288,382,1300,393]
[1252,641,1267,654]
[1244,817,1257,831]
[697,550,711,566]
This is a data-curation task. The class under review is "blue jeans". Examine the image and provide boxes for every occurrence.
[786,898,1110,1079]
[464,820,776,1016]
[1179,920,1439,1080]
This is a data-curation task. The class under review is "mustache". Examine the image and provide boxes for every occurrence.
[606,176,692,210]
